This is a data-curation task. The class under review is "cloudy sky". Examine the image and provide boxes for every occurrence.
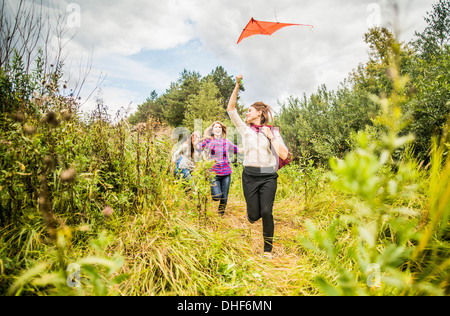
[51,0,437,116]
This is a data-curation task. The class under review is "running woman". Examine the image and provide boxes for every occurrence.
[227,74,290,259]
[172,131,202,181]
[199,121,243,216]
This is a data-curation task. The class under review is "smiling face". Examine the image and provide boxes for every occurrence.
[245,106,262,125]
[213,124,222,138]
[208,121,227,139]
[213,123,223,138]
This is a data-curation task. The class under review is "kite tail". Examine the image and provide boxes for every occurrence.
[297,24,314,32]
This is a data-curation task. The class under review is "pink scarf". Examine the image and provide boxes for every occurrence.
[249,124,292,170]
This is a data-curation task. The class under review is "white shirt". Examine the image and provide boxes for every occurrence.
[228,109,287,168]
[172,143,201,171]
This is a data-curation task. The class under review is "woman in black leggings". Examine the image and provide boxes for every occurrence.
[227,74,290,259]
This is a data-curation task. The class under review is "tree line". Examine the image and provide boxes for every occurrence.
[128,66,245,130]
[278,1,449,165]
[130,0,450,166]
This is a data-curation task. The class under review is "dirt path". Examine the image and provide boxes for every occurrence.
[217,197,312,295]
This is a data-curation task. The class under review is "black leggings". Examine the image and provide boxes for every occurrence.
[242,167,278,253]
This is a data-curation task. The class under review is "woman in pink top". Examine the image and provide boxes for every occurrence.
[200,121,243,216]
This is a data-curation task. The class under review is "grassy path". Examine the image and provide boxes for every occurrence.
[115,182,335,296]
[215,197,319,295]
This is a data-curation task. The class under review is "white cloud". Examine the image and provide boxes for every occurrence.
[190,0,436,110]
[194,0,371,109]
[71,0,197,56]
[74,53,174,114]
[53,0,437,115]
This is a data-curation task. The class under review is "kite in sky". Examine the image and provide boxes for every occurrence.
[237,17,313,44]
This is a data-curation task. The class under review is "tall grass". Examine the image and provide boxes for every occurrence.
[2,109,448,295]
[299,42,450,295]
[1,41,448,296]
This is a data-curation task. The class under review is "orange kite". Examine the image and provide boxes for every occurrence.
[237,17,313,44]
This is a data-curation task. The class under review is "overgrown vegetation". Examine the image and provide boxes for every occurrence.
[277,1,450,165]
[0,1,449,296]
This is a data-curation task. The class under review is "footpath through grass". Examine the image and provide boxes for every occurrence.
[110,172,340,296]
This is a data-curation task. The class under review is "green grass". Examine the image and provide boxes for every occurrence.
[1,110,449,296]
[1,55,449,296]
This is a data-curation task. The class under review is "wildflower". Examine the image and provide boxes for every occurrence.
[23,124,36,135]
[43,155,53,166]
[386,66,398,80]
[61,168,76,183]
[102,206,114,217]
[41,111,59,127]
[13,111,25,122]
[61,109,72,121]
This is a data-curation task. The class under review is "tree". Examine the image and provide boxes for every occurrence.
[407,52,450,160]
[277,2,450,165]
[204,66,238,110]
[402,0,450,160]
[183,77,226,129]
[161,69,201,127]
[0,0,103,116]
[128,90,160,124]
[350,27,412,97]
[414,0,450,59]
[129,66,245,127]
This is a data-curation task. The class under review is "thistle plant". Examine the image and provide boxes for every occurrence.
[189,159,215,225]
[7,229,126,296]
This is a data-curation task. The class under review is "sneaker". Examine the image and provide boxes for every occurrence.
[262,252,273,260]
[246,214,255,224]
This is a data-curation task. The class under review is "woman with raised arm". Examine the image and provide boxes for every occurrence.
[227,74,290,259]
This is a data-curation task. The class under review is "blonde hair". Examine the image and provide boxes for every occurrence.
[250,102,274,125]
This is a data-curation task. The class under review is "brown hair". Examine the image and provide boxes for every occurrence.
[250,102,274,125]
[185,131,201,160]
[207,121,227,139]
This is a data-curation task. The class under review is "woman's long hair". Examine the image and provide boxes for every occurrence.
[207,121,227,139]
[185,131,200,160]
[250,102,274,125]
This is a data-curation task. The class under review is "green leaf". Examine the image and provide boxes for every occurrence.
[315,276,341,296]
